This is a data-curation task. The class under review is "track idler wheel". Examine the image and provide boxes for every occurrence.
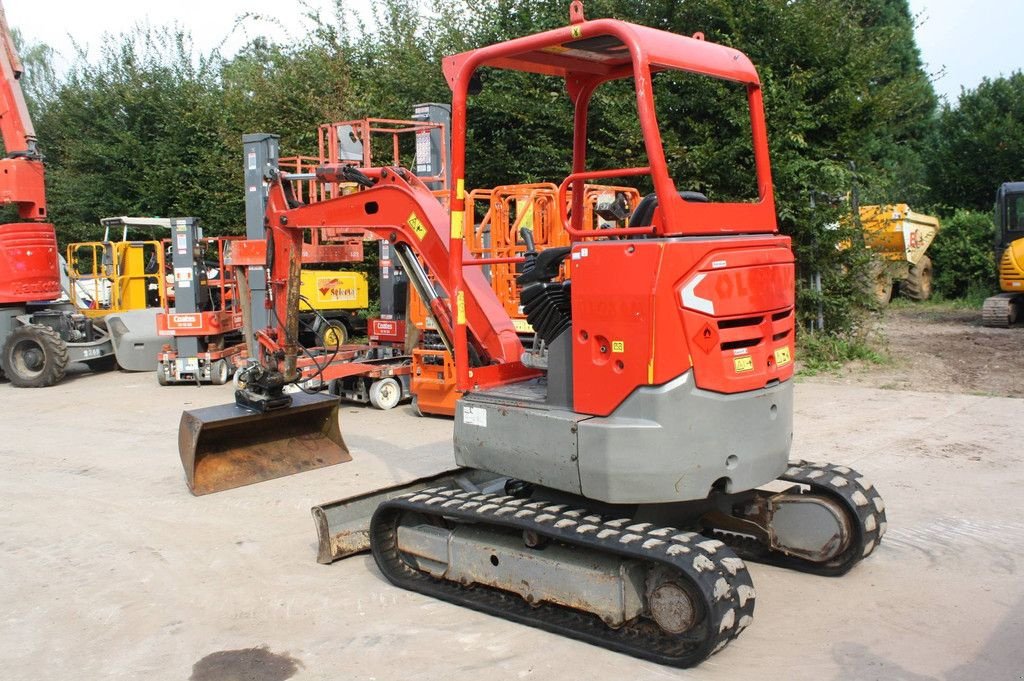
[706,461,886,576]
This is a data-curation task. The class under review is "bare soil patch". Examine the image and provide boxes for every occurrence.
[803,305,1023,398]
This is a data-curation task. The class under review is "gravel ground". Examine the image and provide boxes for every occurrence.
[803,304,1023,398]
[1,325,1022,680]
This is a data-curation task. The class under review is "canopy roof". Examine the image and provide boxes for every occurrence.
[444,18,761,87]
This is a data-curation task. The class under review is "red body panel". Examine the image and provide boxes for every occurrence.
[156,310,243,337]
[411,348,458,416]
[0,158,46,220]
[571,236,795,416]
[368,318,406,344]
[0,222,59,304]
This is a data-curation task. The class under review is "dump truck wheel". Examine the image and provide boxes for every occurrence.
[318,321,348,349]
[901,255,933,301]
[2,324,69,388]
[209,359,230,386]
[369,377,402,410]
[872,266,893,306]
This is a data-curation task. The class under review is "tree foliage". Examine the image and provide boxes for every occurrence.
[19,0,940,333]
[928,210,998,299]
[927,72,1024,212]
[32,30,234,244]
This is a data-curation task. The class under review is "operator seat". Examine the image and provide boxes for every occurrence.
[630,190,709,227]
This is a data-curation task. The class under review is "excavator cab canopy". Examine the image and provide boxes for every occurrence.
[996,182,1024,251]
[441,4,777,240]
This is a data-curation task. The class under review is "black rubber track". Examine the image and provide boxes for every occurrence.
[709,460,887,576]
[370,490,756,667]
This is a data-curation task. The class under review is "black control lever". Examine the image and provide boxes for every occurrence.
[520,227,538,276]
[517,227,571,286]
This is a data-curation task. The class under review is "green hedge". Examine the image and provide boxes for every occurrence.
[929,210,997,300]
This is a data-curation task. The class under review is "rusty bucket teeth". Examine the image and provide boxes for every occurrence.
[178,392,351,496]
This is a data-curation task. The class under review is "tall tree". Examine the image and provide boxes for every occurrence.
[928,72,1024,211]
[34,29,235,243]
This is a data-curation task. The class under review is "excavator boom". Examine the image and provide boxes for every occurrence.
[178,165,534,495]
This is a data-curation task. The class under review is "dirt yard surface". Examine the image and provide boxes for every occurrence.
[805,304,1023,398]
[1,330,1022,680]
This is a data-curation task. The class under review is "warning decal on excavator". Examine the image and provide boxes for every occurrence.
[734,356,754,373]
[456,291,467,325]
[451,210,465,239]
[408,212,428,240]
[774,346,792,366]
[611,341,625,353]
[463,406,487,427]
[512,318,534,333]
[692,321,718,354]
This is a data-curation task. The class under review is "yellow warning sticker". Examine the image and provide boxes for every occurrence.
[512,318,534,333]
[456,178,465,201]
[456,291,467,325]
[408,212,428,240]
[451,210,465,239]
[570,26,582,38]
[734,356,755,373]
[774,346,793,367]
[611,341,625,353]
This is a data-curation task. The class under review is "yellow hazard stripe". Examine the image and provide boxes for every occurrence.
[451,210,465,239]
[456,291,467,325]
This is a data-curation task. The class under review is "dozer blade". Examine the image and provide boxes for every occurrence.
[179,392,351,496]
[312,468,504,563]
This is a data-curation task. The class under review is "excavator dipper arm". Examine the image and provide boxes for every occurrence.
[260,165,532,388]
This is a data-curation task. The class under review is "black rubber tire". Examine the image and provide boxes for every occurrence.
[317,320,349,348]
[2,324,70,388]
[156,363,170,386]
[872,263,893,306]
[209,359,230,386]
[369,377,402,410]
[411,396,424,417]
[901,255,933,301]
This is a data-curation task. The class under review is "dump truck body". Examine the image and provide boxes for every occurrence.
[859,204,940,303]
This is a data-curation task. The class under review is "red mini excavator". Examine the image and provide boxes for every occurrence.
[181,2,886,666]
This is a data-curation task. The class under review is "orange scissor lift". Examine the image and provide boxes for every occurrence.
[410,182,640,415]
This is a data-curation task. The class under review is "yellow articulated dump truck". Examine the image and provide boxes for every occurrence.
[297,269,369,346]
[860,204,940,305]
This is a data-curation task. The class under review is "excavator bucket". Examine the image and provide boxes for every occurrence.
[178,392,351,495]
